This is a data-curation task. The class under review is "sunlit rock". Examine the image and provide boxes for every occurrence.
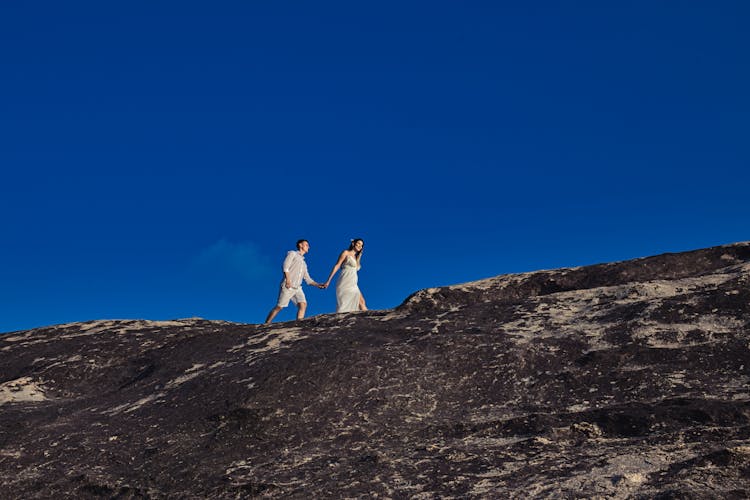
[1,242,749,497]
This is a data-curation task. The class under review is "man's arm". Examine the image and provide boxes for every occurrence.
[282,253,295,288]
[303,266,325,288]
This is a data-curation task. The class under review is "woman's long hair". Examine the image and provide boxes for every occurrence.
[348,238,364,256]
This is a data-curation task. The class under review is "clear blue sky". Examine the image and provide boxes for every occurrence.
[1,1,748,332]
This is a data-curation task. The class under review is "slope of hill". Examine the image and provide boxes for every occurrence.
[2,242,749,498]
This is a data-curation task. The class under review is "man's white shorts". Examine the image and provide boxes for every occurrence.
[276,284,307,308]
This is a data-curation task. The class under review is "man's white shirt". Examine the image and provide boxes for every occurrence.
[282,251,314,288]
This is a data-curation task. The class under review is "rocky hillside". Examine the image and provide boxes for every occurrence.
[2,242,750,498]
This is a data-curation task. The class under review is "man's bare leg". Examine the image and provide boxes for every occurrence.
[265,306,282,324]
[296,302,307,320]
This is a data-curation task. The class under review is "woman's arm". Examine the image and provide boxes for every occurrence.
[323,251,348,287]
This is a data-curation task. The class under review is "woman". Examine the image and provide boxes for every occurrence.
[324,239,367,312]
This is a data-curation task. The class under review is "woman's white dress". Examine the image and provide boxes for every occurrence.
[336,255,361,313]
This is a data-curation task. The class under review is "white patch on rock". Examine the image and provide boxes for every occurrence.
[106,393,167,415]
[165,371,203,390]
[0,377,47,405]
[228,327,309,365]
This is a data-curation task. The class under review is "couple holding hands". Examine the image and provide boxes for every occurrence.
[264,238,366,324]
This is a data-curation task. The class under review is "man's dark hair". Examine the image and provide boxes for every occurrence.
[296,239,308,250]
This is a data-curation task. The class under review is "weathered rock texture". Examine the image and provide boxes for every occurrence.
[2,242,750,498]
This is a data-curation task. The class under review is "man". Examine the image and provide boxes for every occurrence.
[264,239,325,323]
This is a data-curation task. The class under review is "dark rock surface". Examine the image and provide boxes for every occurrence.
[2,242,750,498]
